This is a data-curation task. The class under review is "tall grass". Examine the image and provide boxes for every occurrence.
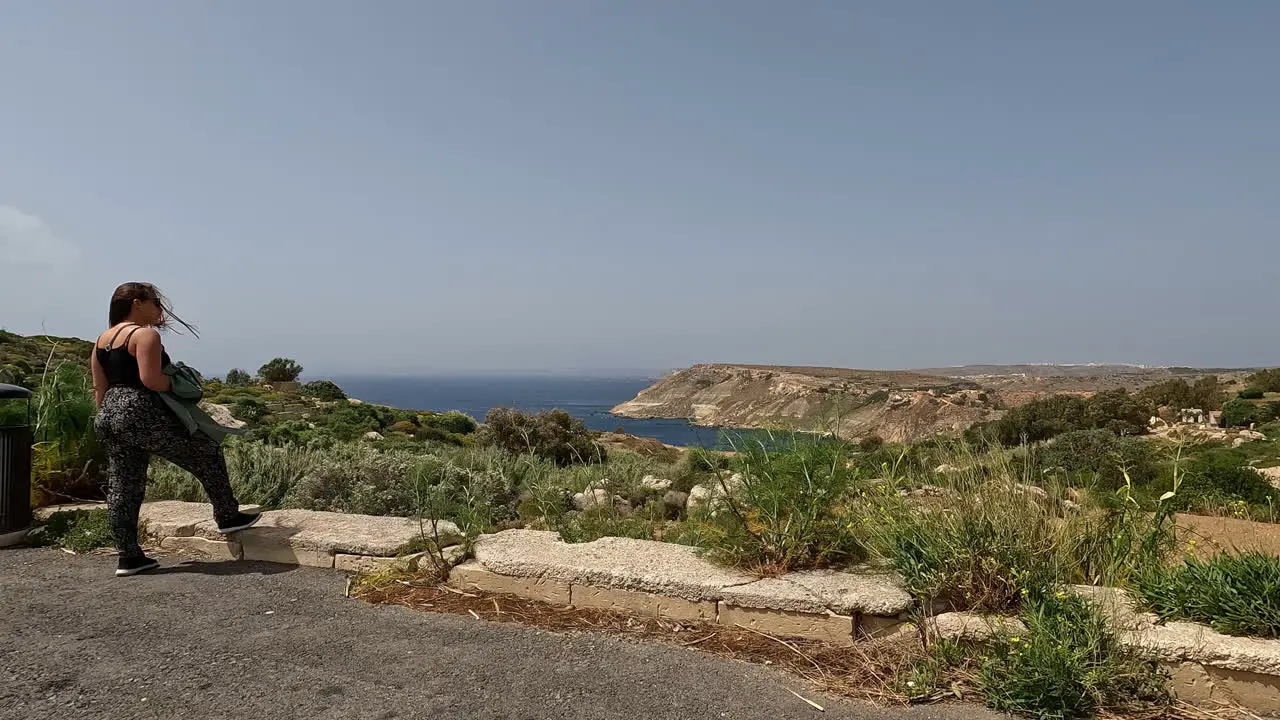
[866,443,1179,613]
[1136,552,1280,638]
[980,591,1169,719]
[27,362,102,505]
[693,437,865,573]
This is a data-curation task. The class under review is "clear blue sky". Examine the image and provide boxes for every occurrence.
[2,2,1277,375]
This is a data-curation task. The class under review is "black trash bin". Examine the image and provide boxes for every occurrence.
[0,383,34,547]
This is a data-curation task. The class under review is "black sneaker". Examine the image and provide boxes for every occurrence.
[116,556,160,577]
[216,512,261,534]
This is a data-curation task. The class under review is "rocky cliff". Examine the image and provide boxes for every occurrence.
[611,364,1002,443]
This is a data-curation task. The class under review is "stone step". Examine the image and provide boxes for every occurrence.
[41,501,459,570]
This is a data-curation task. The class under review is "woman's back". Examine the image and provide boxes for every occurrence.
[95,323,170,389]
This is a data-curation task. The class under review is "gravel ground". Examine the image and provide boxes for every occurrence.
[0,548,1003,720]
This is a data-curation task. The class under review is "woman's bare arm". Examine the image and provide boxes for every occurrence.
[134,328,172,393]
[90,344,108,407]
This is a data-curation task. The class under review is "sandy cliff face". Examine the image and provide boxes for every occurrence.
[611,365,1001,443]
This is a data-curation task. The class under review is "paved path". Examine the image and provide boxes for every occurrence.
[0,549,1001,720]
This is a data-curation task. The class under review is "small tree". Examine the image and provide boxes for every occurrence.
[258,358,303,383]
[225,368,252,387]
[478,408,606,466]
[301,380,346,401]
[1245,369,1280,394]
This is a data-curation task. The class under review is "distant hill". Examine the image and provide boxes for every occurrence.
[612,362,1251,443]
[0,330,94,387]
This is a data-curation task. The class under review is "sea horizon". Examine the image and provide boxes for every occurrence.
[327,374,725,448]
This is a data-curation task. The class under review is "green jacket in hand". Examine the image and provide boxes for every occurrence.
[160,362,247,444]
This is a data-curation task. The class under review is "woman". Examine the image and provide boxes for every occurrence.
[91,283,259,576]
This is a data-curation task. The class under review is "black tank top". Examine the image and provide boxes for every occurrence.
[96,325,171,389]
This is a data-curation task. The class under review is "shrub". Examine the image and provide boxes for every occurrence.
[1137,552,1280,638]
[1038,430,1160,489]
[697,441,864,572]
[225,368,252,387]
[148,439,317,509]
[975,390,1151,447]
[259,420,328,447]
[1245,368,1280,393]
[413,424,467,446]
[258,358,303,383]
[1220,399,1264,428]
[873,483,1065,612]
[1137,377,1224,412]
[38,508,116,553]
[684,446,730,473]
[858,435,886,453]
[232,397,269,425]
[432,411,478,436]
[869,446,1175,611]
[1083,389,1149,437]
[975,395,1089,446]
[478,408,606,467]
[1238,387,1266,400]
[320,403,383,440]
[388,420,417,435]
[980,591,1168,719]
[301,380,346,401]
[283,444,419,516]
[1174,454,1280,511]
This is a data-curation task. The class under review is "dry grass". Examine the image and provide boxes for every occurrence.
[354,570,929,705]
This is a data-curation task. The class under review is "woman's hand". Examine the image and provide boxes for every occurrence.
[134,328,172,393]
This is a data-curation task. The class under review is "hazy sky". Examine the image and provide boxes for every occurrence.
[2,2,1277,375]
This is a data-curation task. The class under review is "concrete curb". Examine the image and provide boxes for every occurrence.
[455,532,1280,716]
[37,501,458,571]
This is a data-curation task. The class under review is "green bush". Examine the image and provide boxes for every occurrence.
[432,411,478,436]
[1037,430,1160,489]
[232,397,269,425]
[320,403,383,440]
[258,420,329,448]
[1137,552,1280,638]
[1136,377,1224,412]
[1245,368,1280,394]
[148,439,318,509]
[1220,399,1264,428]
[478,408,606,467]
[39,508,116,553]
[1174,454,1280,512]
[868,446,1176,610]
[225,368,252,387]
[387,420,417,435]
[1083,389,1149,437]
[980,591,1168,719]
[283,444,420,516]
[873,486,1064,612]
[697,441,864,572]
[258,358,303,383]
[971,390,1151,447]
[1238,387,1266,400]
[413,424,467,446]
[301,380,346,401]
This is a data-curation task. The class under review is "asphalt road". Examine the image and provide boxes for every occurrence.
[0,549,1002,720]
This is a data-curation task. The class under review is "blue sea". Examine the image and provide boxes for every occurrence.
[331,375,730,448]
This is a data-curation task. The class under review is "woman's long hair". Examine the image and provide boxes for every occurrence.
[107,282,199,337]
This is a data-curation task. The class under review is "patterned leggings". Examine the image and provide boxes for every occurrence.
[94,386,241,559]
